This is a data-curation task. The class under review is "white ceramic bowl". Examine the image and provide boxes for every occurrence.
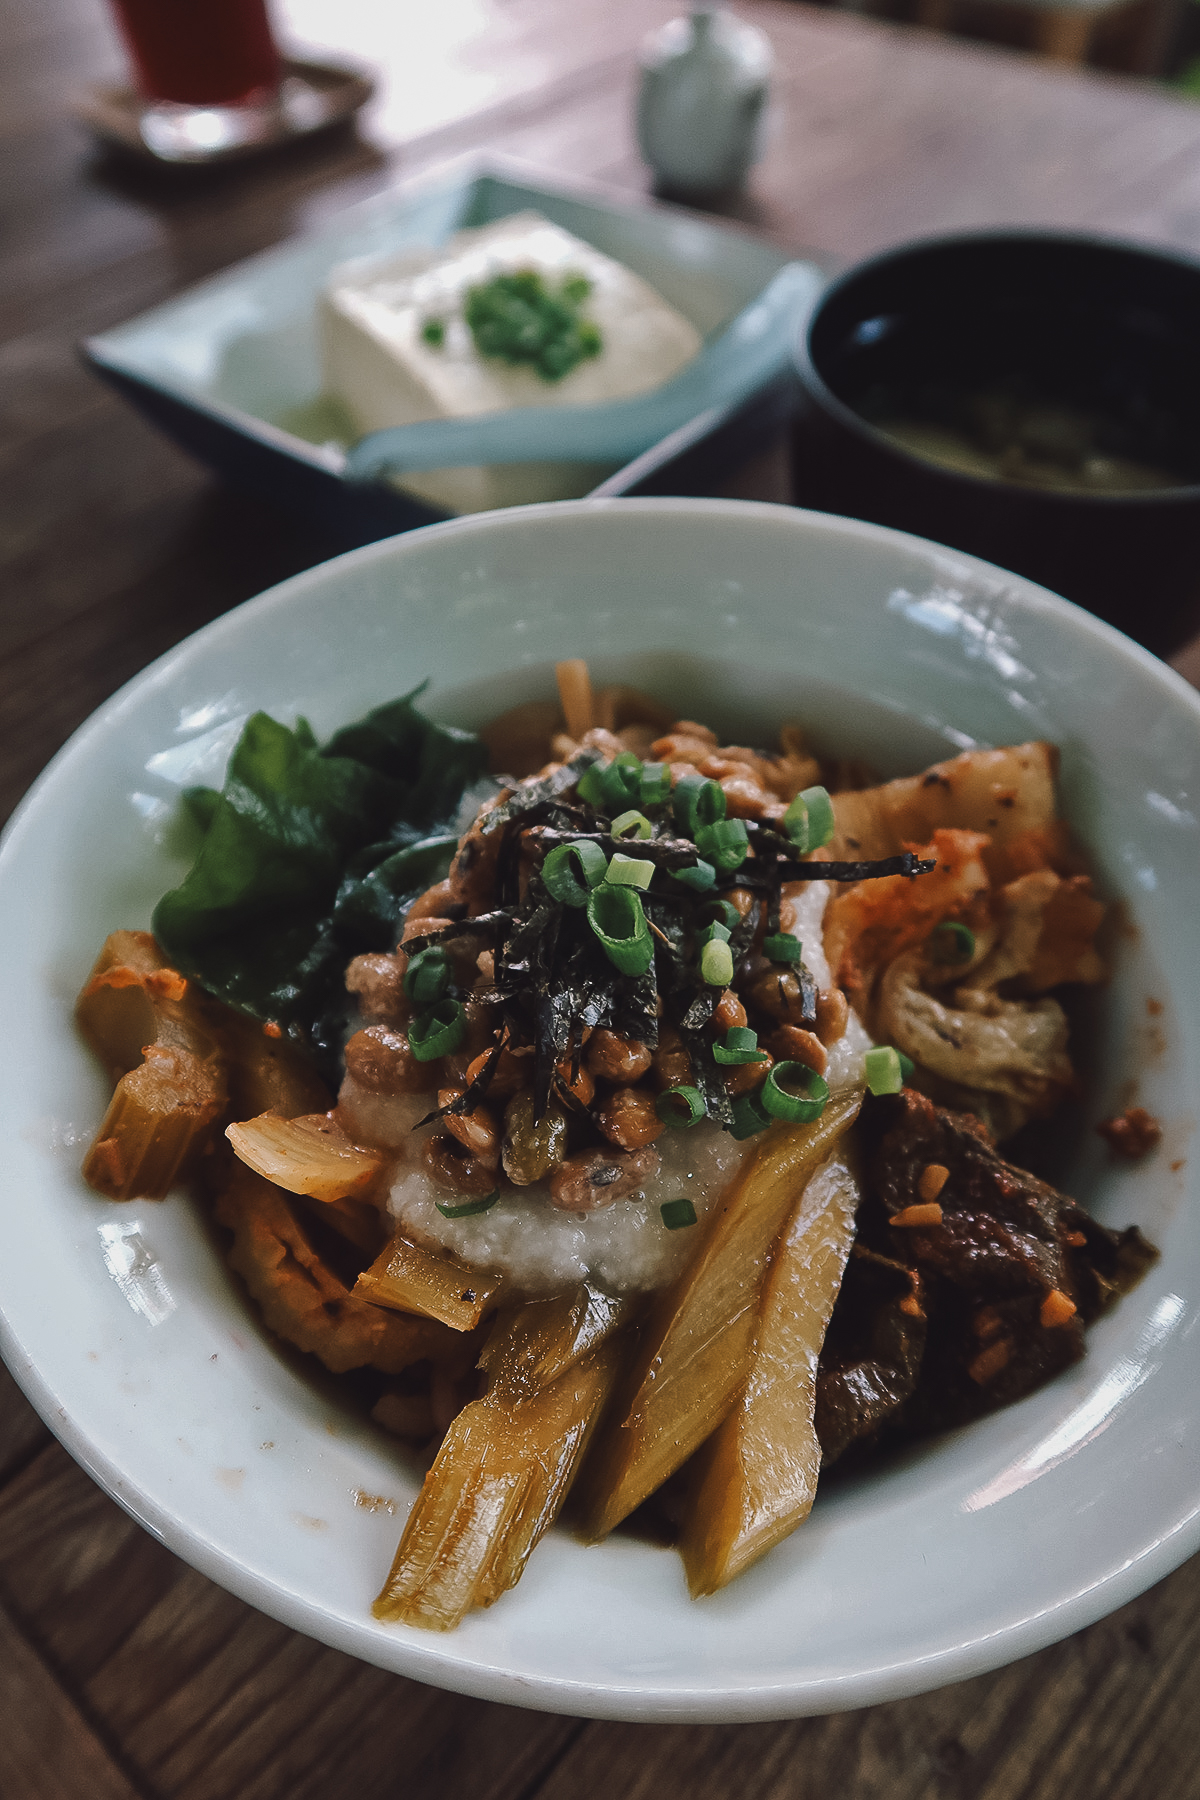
[1,499,1197,1722]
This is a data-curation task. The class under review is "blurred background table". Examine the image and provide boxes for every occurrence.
[4,2,1200,1796]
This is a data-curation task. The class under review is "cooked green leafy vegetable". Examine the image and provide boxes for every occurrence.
[152,687,488,1074]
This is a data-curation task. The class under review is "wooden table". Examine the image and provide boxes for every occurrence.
[4,2,1200,1795]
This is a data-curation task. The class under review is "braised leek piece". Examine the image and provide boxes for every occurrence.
[471,1355,620,1608]
[575,1093,861,1541]
[77,930,185,1073]
[479,1282,637,1399]
[77,930,227,1200]
[216,1164,451,1373]
[226,1111,382,1202]
[679,1151,861,1596]
[374,1339,621,1630]
[215,1007,332,1122]
[356,1233,501,1332]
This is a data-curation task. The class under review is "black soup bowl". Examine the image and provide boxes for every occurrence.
[791,232,1200,654]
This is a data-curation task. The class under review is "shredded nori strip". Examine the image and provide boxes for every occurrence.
[483,750,602,830]
[728,895,762,961]
[530,825,705,875]
[740,822,937,885]
[608,966,661,1047]
[779,853,936,883]
[398,909,513,961]
[798,962,818,1027]
[680,988,718,1033]
[678,1022,734,1127]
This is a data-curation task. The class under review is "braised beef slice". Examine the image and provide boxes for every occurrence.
[868,1090,1157,1432]
[815,1246,927,1467]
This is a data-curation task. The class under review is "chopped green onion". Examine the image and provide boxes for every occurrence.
[672,774,704,836]
[464,269,603,381]
[695,818,749,872]
[900,1051,915,1080]
[611,809,652,840]
[803,786,835,848]
[639,763,672,806]
[729,1091,772,1139]
[655,1085,706,1129]
[673,775,724,836]
[930,921,976,963]
[670,859,716,892]
[577,757,646,814]
[698,920,731,946]
[712,1027,768,1066]
[783,792,806,843]
[763,933,802,965]
[698,898,741,932]
[403,946,451,1003]
[435,1191,499,1219]
[864,1045,913,1095]
[420,316,446,347]
[676,770,705,831]
[600,759,643,812]
[587,883,654,975]
[700,938,735,986]
[543,838,607,906]
[576,764,608,807]
[783,784,835,853]
[409,998,466,1061]
[660,1197,698,1230]
[605,852,654,890]
[761,1061,829,1123]
[697,781,726,825]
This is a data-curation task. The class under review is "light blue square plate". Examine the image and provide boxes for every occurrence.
[82,157,823,545]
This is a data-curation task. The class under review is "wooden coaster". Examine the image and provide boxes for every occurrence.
[73,57,374,165]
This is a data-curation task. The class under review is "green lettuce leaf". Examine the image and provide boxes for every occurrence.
[151,689,487,1072]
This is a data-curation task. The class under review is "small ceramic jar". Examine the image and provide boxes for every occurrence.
[636,4,772,197]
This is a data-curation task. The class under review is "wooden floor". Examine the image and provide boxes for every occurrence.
[5,0,1200,1793]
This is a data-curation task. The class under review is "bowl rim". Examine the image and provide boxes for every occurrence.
[794,225,1200,508]
[3,494,1200,1722]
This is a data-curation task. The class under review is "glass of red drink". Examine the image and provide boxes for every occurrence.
[109,0,281,106]
[106,0,288,159]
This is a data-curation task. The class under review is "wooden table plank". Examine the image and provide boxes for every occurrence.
[0,1443,583,1800]
[0,1363,51,1488]
[5,1437,1200,1800]
[0,1592,145,1800]
[529,1559,1200,1800]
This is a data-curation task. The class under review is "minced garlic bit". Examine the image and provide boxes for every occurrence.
[891,1202,944,1228]
[1040,1287,1078,1329]
[918,1162,950,1203]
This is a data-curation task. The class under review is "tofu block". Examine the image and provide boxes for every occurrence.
[320,211,704,514]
